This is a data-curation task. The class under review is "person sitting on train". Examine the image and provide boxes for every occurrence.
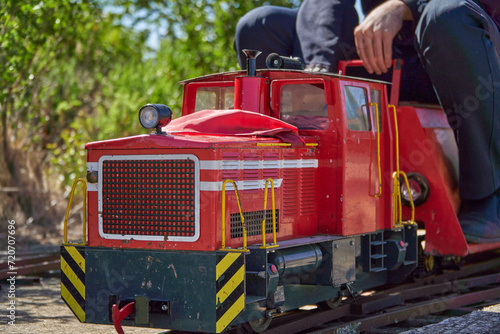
[233,0,500,243]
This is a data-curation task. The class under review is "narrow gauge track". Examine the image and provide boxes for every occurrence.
[3,251,500,334]
[260,275,500,334]
[222,256,500,334]
[0,252,60,280]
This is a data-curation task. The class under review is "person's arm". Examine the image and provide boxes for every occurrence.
[354,0,430,75]
[354,0,412,75]
[401,0,430,24]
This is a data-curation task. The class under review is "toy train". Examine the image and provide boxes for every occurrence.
[60,50,500,333]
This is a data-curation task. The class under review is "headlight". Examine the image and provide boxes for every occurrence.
[138,104,172,132]
[400,172,430,207]
[87,171,98,184]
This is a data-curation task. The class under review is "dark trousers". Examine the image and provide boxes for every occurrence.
[416,0,500,200]
[234,1,500,200]
[233,2,436,102]
[233,0,358,71]
[234,6,302,70]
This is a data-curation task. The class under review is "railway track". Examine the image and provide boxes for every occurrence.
[221,256,500,334]
[0,251,60,280]
[2,250,500,333]
[259,277,500,334]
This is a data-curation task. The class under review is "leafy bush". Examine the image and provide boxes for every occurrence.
[0,0,299,242]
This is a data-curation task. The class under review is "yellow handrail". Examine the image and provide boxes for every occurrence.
[260,179,279,249]
[256,143,318,147]
[63,178,87,246]
[371,102,382,198]
[220,179,249,253]
[389,105,400,175]
[393,171,415,225]
[389,104,416,226]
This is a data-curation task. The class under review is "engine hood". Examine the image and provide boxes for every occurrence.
[86,109,314,150]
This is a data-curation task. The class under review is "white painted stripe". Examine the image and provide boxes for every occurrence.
[199,159,318,170]
[87,183,98,192]
[262,160,280,169]
[222,160,239,170]
[300,159,319,168]
[200,179,283,191]
[201,160,221,170]
[243,161,260,169]
[87,162,98,171]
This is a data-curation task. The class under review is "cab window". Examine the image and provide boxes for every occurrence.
[280,83,328,130]
[195,86,235,112]
[344,86,371,131]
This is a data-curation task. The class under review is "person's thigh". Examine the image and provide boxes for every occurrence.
[234,6,301,69]
[416,0,500,199]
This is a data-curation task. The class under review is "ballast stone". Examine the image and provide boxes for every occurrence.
[402,309,500,334]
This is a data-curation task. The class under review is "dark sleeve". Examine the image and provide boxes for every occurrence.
[361,0,383,15]
[401,0,430,24]
[296,0,359,72]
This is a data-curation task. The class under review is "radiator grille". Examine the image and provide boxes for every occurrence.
[230,210,279,238]
[101,158,196,238]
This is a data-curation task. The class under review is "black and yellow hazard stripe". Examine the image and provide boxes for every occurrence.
[60,246,86,322]
[215,252,245,333]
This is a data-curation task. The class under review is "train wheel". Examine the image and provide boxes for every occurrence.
[237,316,272,334]
[317,296,342,310]
[424,254,434,273]
[414,235,436,278]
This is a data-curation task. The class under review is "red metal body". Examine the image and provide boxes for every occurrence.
[86,133,319,251]
[61,60,500,334]
[84,67,498,257]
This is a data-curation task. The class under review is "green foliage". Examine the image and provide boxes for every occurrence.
[106,0,300,72]
[0,0,300,226]
[98,0,302,124]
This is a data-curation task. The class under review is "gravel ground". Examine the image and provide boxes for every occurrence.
[2,276,500,334]
[0,277,167,334]
[402,309,500,334]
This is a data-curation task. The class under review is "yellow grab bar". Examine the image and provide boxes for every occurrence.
[63,178,87,246]
[371,102,382,198]
[256,143,318,147]
[260,179,279,249]
[389,105,400,175]
[389,104,416,226]
[393,171,416,226]
[220,180,249,252]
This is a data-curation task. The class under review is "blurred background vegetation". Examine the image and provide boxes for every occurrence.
[0,0,300,247]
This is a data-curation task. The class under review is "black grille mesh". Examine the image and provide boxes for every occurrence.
[101,159,196,237]
[230,210,279,238]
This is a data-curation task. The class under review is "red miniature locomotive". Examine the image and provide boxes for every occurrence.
[60,51,500,333]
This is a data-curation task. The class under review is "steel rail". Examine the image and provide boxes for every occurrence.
[0,252,60,279]
[227,258,500,334]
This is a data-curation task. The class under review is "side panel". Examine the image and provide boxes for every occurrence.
[217,146,319,249]
[87,145,318,252]
[338,80,388,235]
[397,106,468,256]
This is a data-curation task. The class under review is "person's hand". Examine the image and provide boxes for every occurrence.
[354,0,412,75]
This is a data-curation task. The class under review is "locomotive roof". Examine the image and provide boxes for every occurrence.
[178,69,391,85]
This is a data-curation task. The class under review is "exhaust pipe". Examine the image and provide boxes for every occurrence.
[242,49,261,76]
